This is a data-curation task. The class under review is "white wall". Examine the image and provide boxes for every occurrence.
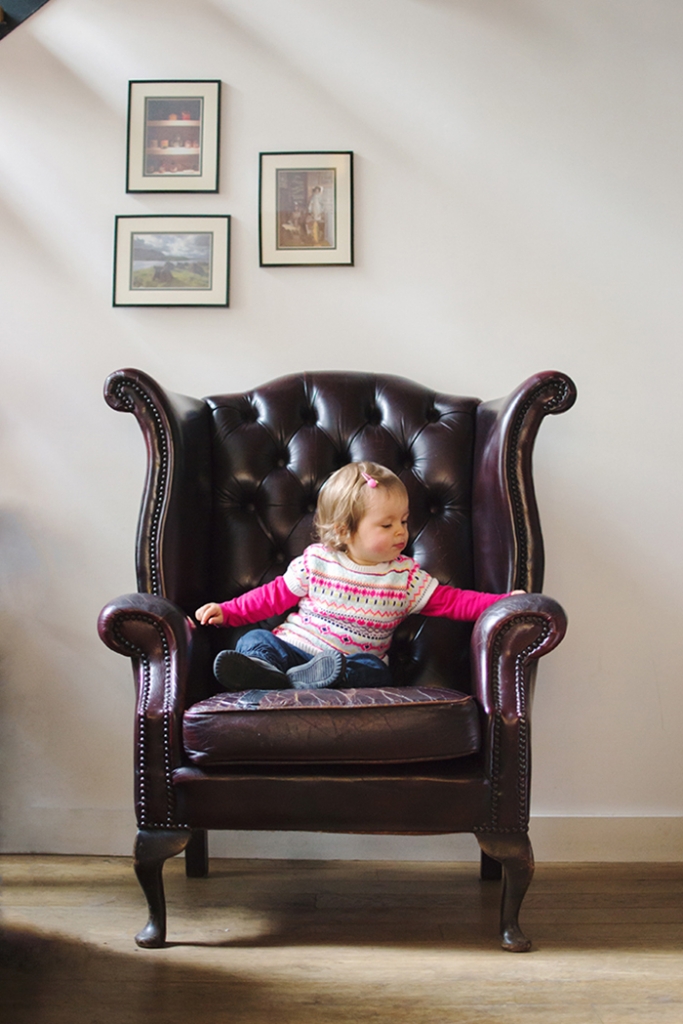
[1,0,681,860]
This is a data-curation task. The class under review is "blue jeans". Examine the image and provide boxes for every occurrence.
[235,629,393,689]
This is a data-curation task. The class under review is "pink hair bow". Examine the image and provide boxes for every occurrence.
[361,471,378,488]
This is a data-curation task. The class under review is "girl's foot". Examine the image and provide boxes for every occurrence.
[213,650,288,692]
[286,651,345,689]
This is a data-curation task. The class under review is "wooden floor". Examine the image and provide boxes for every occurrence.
[1,856,682,1024]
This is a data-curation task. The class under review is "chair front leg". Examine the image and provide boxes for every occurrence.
[476,833,535,952]
[133,828,191,948]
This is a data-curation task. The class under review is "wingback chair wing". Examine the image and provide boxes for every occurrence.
[98,368,576,952]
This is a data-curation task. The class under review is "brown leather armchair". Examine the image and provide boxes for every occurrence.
[98,368,575,951]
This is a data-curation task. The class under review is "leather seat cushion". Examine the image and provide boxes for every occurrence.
[183,686,481,765]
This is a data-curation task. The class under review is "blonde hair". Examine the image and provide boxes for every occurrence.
[314,461,407,551]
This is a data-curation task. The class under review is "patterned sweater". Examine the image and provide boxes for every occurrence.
[219,543,509,661]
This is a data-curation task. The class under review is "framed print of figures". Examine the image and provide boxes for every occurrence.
[113,215,230,306]
[259,152,353,266]
[126,80,221,192]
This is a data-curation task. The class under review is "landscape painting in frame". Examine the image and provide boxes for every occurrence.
[259,152,353,266]
[126,80,221,193]
[114,216,230,306]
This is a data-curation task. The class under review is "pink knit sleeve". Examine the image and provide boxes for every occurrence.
[421,583,510,622]
[219,576,299,626]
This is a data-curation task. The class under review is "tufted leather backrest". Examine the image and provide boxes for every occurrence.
[205,372,482,691]
[106,365,575,698]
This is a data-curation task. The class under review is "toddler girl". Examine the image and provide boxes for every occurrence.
[196,461,520,692]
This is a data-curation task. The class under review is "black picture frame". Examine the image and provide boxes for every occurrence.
[126,80,221,193]
[113,215,230,307]
[259,151,354,266]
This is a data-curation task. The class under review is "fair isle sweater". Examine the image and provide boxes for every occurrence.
[218,543,509,662]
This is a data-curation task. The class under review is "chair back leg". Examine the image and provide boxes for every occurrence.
[480,849,503,881]
[185,829,209,878]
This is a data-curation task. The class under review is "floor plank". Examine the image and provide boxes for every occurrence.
[1,856,682,1024]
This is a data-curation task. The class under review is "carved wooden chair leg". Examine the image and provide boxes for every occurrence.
[480,850,503,881]
[133,828,191,948]
[476,833,535,952]
[185,829,209,878]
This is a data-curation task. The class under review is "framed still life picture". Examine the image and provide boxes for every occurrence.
[126,80,221,192]
[259,151,354,266]
[113,215,230,307]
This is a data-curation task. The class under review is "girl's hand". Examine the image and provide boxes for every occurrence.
[510,589,526,595]
[195,602,225,626]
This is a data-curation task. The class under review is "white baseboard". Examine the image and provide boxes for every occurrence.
[208,817,683,862]
[529,816,683,862]
[3,811,682,861]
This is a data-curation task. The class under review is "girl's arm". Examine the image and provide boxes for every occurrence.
[195,576,299,627]
[421,583,521,622]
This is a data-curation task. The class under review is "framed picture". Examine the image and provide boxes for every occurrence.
[126,80,221,192]
[113,215,230,307]
[259,151,353,266]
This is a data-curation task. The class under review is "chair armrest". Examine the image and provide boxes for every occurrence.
[472,371,577,593]
[472,593,567,716]
[470,593,567,833]
[104,368,213,612]
[98,593,195,829]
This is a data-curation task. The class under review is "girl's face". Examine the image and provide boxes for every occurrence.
[343,487,409,565]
